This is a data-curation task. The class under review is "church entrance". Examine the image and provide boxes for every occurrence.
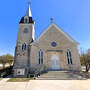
[51,55,60,70]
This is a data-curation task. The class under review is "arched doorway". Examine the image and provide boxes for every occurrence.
[51,55,60,70]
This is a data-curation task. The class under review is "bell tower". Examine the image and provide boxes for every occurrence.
[13,2,35,77]
[18,2,35,44]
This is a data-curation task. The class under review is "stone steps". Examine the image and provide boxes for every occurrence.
[36,71,83,80]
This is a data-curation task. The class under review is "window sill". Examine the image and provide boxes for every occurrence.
[67,64,73,66]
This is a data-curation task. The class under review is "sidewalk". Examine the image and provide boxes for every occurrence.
[0,78,28,90]
[0,79,90,90]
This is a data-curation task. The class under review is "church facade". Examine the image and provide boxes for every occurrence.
[13,3,81,77]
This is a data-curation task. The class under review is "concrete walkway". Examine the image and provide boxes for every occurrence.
[0,79,90,90]
[0,79,27,90]
[0,78,10,84]
[0,71,90,90]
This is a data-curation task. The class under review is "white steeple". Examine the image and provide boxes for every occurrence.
[25,1,32,17]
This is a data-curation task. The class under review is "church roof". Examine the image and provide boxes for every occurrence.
[19,17,34,24]
[33,22,79,45]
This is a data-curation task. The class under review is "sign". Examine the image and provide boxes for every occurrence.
[17,69,25,75]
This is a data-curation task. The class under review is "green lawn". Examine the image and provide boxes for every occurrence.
[0,78,2,81]
[8,78,34,82]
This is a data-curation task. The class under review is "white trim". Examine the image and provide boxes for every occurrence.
[34,23,79,45]
[25,3,32,17]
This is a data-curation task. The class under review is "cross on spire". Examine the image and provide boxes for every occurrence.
[50,17,54,23]
[28,1,31,6]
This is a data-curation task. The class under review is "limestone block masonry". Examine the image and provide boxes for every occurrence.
[13,3,81,77]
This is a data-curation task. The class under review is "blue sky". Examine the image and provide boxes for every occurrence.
[0,0,90,55]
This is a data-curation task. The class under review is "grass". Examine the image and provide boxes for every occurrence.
[0,78,2,81]
[8,78,34,82]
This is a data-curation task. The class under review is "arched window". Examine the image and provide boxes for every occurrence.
[22,43,27,51]
[67,49,72,64]
[24,17,29,23]
[39,49,43,64]
[25,18,28,23]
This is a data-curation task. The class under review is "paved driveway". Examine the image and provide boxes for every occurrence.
[0,79,90,90]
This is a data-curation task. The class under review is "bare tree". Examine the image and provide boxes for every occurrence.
[80,49,90,72]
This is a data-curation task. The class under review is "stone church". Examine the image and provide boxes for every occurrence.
[13,3,81,77]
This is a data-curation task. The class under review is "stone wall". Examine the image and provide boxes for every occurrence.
[30,24,81,71]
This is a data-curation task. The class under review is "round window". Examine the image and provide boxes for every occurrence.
[51,42,57,47]
[23,28,28,34]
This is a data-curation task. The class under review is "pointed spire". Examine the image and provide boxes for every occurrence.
[25,1,32,17]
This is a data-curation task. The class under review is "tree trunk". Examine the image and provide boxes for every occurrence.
[86,65,89,72]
